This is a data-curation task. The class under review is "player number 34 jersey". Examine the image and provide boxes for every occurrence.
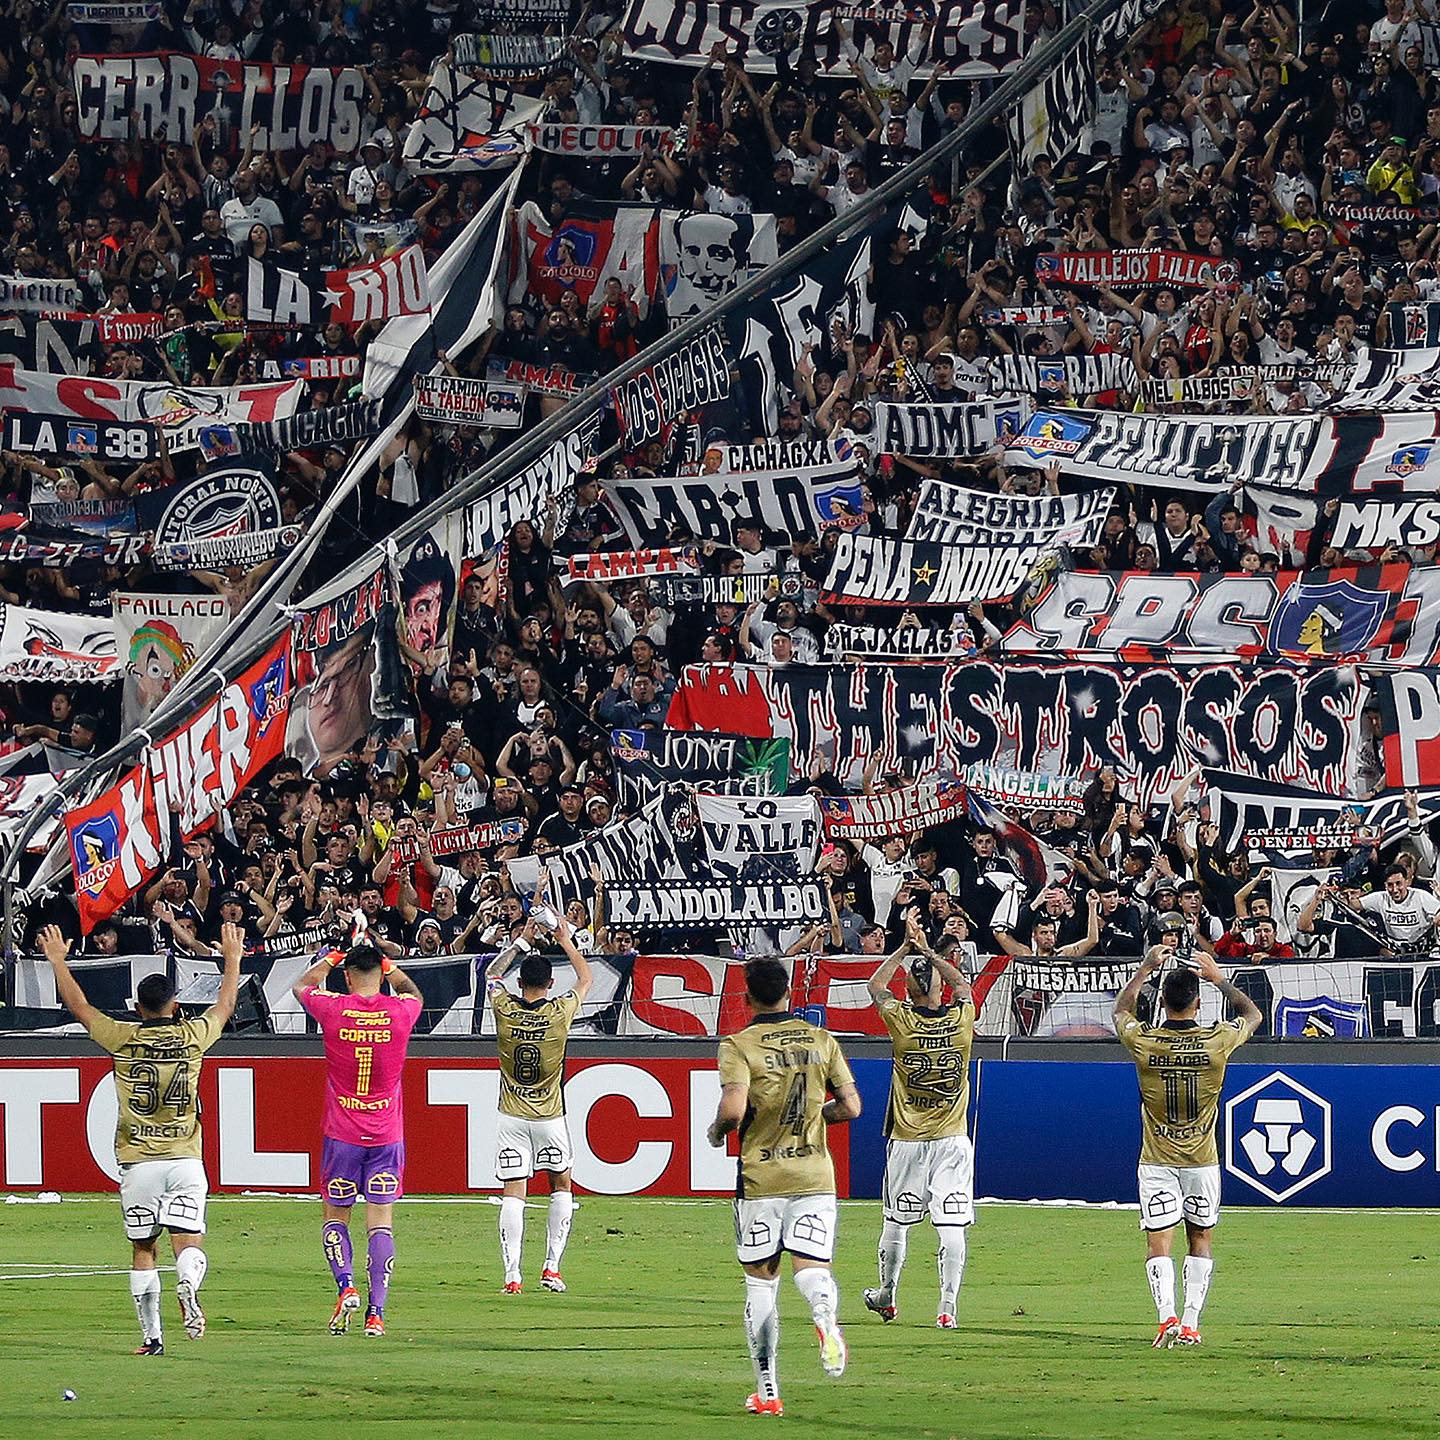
[717,1014,855,1199]
[87,1012,226,1165]
[1115,1012,1256,1167]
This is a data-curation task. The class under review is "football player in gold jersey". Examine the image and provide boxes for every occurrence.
[484,915,592,1294]
[863,918,975,1329]
[707,957,860,1418]
[39,921,243,1355]
[1114,949,1260,1348]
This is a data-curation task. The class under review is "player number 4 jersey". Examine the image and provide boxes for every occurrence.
[87,1012,226,1165]
[492,988,581,1120]
[1115,1013,1257,1167]
[717,1014,855,1199]
[877,996,974,1143]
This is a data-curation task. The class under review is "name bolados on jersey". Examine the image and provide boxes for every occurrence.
[876,996,975,1142]
[1115,1013,1257,1166]
[86,1012,226,1164]
[717,1014,855,1198]
[492,988,581,1120]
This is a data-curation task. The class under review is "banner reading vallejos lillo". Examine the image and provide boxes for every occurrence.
[66,635,293,931]
[1034,249,1237,289]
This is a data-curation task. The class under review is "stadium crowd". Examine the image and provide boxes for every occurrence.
[6,0,1439,988]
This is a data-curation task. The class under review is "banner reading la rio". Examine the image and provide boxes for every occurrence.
[664,661,1366,804]
[66,635,292,931]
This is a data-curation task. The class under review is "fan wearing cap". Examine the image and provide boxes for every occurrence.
[862,913,976,1330]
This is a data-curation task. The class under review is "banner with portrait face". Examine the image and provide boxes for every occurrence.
[112,593,230,733]
[659,210,778,327]
[0,603,118,684]
[397,516,462,677]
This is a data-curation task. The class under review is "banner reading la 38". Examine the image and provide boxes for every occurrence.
[72,53,367,149]
[665,661,1366,803]
[65,635,293,931]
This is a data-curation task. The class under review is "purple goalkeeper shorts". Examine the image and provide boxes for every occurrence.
[321,1138,406,1205]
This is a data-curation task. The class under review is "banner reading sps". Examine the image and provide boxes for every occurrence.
[0,1055,849,1197]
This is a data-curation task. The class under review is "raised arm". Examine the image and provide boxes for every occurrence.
[1113,947,1165,1022]
[555,916,594,1002]
[1195,952,1261,1029]
[865,934,913,1004]
[208,920,245,1027]
[38,925,101,1032]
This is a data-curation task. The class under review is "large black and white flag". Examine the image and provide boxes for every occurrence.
[694,793,820,881]
[1331,346,1440,412]
[873,399,1028,458]
[402,62,543,173]
[906,481,1114,546]
[820,533,1048,607]
[604,459,863,547]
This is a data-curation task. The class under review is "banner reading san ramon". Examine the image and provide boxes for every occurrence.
[665,661,1366,804]
[820,532,1047,607]
[906,480,1114,546]
[1007,565,1440,664]
[66,635,292,930]
[72,52,367,149]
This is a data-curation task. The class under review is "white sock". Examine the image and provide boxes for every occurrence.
[1146,1256,1176,1323]
[877,1220,908,1303]
[545,1191,574,1272]
[129,1268,162,1342]
[937,1228,968,1317]
[1182,1256,1214,1330]
[175,1247,208,1294]
[743,1276,781,1401]
[499,1196,525,1284]
[793,1266,839,1326]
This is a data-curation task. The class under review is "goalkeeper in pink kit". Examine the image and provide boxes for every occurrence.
[293,943,423,1337]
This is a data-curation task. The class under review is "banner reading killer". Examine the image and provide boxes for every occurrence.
[1007,565,1440,664]
[1007,408,1440,495]
[818,780,968,841]
[66,636,292,931]
[72,53,366,149]
[510,200,660,319]
[1034,249,1237,289]
[873,398,1026,458]
[820,532,1047,607]
[666,662,1366,803]
[0,368,303,452]
[605,459,863,548]
[611,328,730,444]
[906,481,1113,547]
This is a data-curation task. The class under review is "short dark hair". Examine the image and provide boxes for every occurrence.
[745,957,791,1009]
[1162,967,1200,1013]
[136,972,176,1013]
[1385,864,1409,882]
[519,952,553,989]
[344,943,384,975]
[908,957,934,994]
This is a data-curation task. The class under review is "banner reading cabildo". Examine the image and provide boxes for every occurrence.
[65,635,292,931]
[665,662,1366,802]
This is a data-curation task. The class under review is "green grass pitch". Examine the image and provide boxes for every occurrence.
[2,1197,1438,1439]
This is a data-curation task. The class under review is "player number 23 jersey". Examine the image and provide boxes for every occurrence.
[717,1015,855,1199]
[877,996,974,1142]
[1115,1013,1256,1167]
[88,1012,226,1165]
[493,988,581,1120]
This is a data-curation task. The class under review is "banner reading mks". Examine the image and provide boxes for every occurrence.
[72,53,366,149]
[65,636,292,930]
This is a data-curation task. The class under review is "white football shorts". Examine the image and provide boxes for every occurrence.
[883,1134,975,1227]
[494,1114,573,1181]
[1137,1163,1221,1231]
[119,1157,209,1240]
[733,1193,838,1265]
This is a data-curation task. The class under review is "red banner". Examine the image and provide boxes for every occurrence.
[324,245,430,327]
[1034,249,1237,290]
[66,636,293,930]
[0,1055,849,1196]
